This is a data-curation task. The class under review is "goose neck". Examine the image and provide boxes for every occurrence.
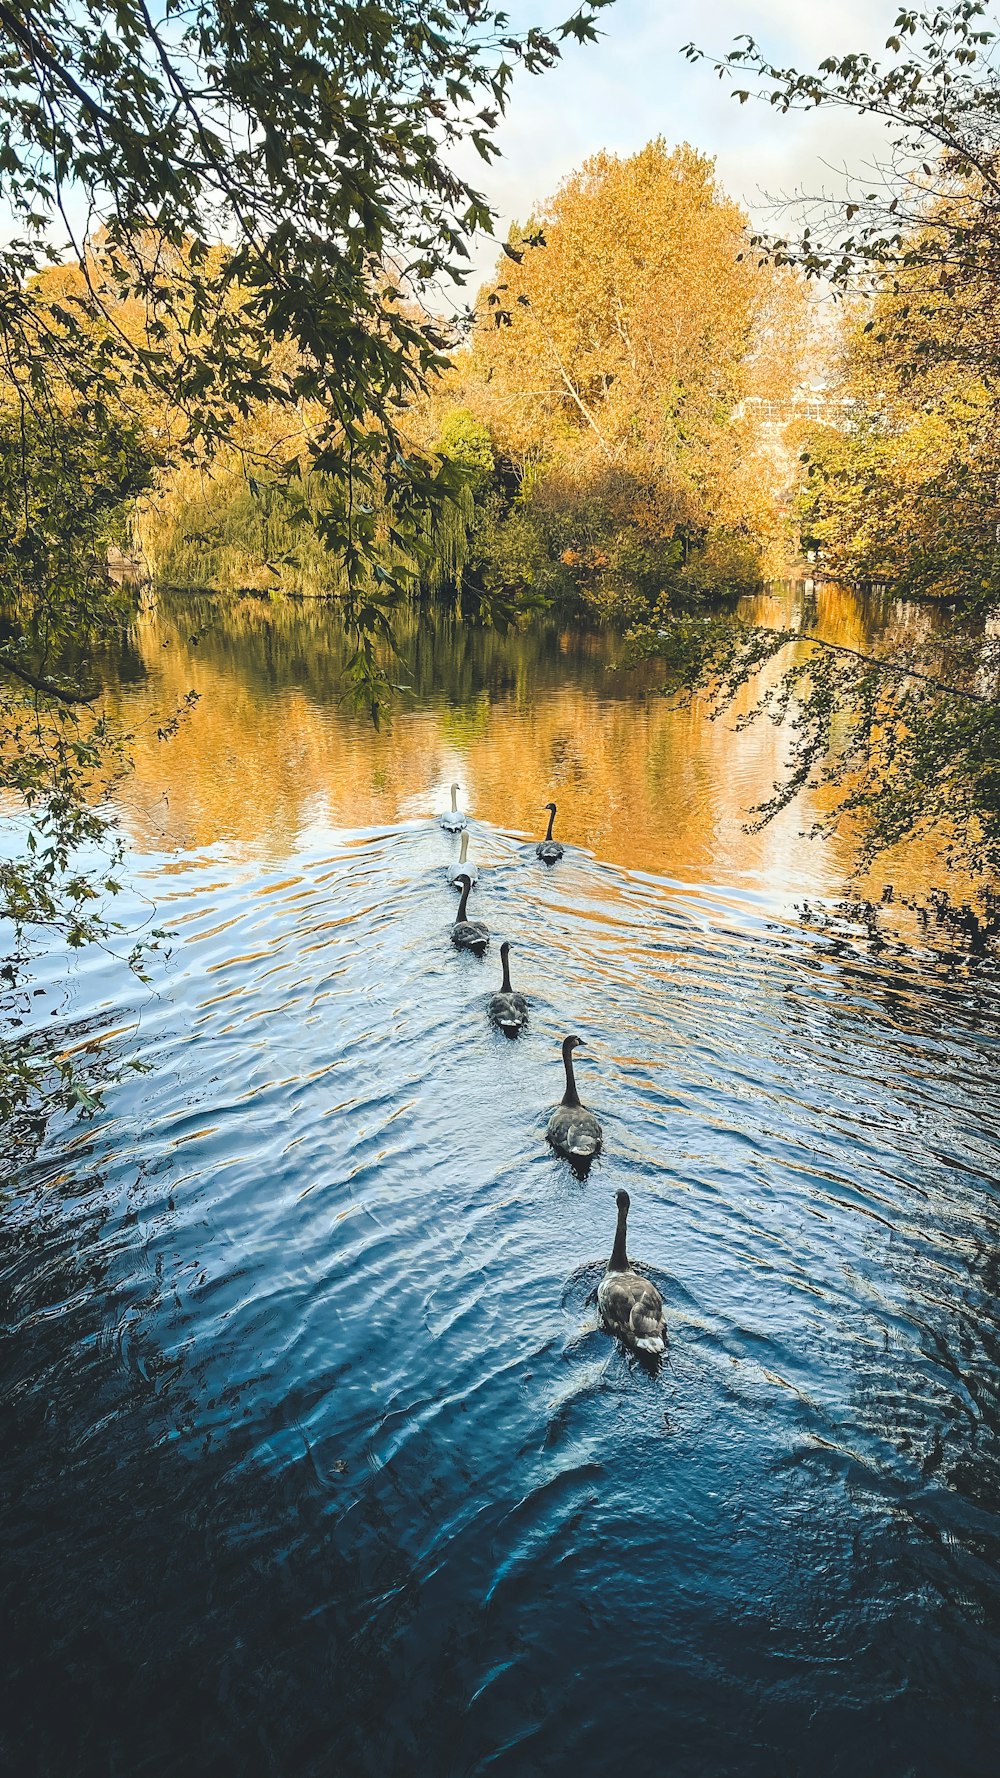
[609,1205,629,1272]
[500,948,512,994]
[456,878,471,921]
[561,1041,581,1108]
[545,805,556,841]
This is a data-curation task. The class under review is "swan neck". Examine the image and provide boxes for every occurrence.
[561,1044,580,1108]
[545,805,556,841]
[450,784,459,813]
[609,1207,629,1272]
[456,879,470,921]
[459,830,469,863]
[500,949,512,993]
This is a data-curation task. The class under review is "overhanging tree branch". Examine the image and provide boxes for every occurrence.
[0,657,99,704]
[781,628,992,702]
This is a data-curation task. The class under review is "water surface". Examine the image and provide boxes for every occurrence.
[2,589,999,1776]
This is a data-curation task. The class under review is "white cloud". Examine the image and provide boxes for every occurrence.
[449,0,908,292]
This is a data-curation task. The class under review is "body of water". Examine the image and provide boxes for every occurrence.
[2,587,999,1776]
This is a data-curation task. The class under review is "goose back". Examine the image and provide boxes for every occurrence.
[451,873,488,952]
[597,1190,666,1354]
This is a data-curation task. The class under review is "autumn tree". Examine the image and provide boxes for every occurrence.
[0,0,611,1111]
[627,4,1000,895]
[440,140,806,616]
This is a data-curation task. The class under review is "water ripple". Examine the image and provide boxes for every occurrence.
[3,818,1000,1776]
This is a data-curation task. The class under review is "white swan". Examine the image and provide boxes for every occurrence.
[440,782,467,832]
[448,829,479,888]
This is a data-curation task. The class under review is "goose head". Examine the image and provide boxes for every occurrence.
[615,1189,630,1213]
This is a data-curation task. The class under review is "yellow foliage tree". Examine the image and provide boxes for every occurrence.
[798,172,1000,603]
[442,140,806,603]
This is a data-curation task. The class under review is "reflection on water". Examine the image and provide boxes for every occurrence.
[2,588,1000,1776]
[89,583,964,902]
[93,584,904,891]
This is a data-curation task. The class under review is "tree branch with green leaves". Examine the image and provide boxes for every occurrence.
[644,3,1000,898]
[0,0,615,1114]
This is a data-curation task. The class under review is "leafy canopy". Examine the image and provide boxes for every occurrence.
[0,0,616,705]
[0,0,613,1112]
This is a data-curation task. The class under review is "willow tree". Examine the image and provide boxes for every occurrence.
[0,0,612,1110]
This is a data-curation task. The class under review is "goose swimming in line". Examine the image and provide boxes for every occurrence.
[597,1189,667,1356]
[536,801,564,864]
[448,828,479,888]
[488,942,528,1035]
[451,873,489,953]
[440,783,467,832]
[546,1034,602,1163]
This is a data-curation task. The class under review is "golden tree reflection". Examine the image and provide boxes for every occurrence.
[105,590,960,901]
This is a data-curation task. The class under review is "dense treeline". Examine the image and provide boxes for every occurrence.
[140,106,1000,633]
[143,141,807,619]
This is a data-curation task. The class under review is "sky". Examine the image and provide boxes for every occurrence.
[0,0,916,292]
[452,0,907,288]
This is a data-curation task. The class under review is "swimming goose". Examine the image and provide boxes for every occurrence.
[440,783,467,832]
[448,829,479,888]
[536,801,564,863]
[597,1189,666,1356]
[488,941,528,1035]
[546,1035,602,1162]
[451,873,489,953]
